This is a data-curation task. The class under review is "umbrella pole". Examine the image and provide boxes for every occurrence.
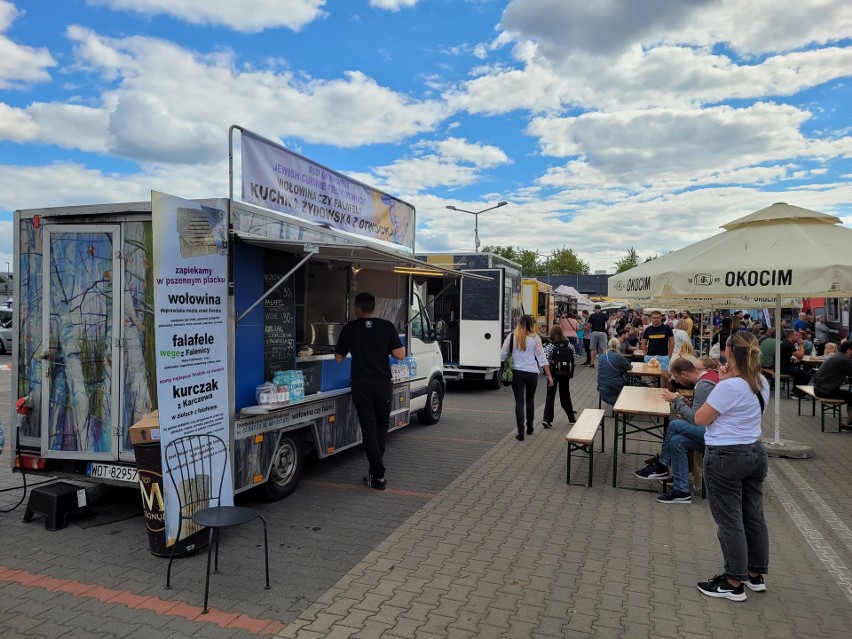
[774,298,782,445]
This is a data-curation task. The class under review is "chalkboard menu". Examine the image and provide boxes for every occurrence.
[461,271,500,321]
[296,360,322,395]
[264,251,296,380]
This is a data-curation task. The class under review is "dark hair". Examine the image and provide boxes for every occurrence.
[618,328,628,337]
[840,340,852,354]
[721,317,732,329]
[549,325,565,343]
[594,304,601,310]
[354,292,375,313]
[669,358,697,375]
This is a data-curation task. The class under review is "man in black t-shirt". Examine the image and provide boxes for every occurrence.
[335,292,405,490]
[813,341,852,429]
[586,305,609,368]
[779,330,810,394]
[641,311,675,385]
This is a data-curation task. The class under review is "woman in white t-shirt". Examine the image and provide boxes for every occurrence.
[693,331,770,602]
[501,315,553,441]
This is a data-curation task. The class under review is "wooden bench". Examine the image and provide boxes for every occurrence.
[795,385,846,432]
[762,368,792,398]
[565,409,606,487]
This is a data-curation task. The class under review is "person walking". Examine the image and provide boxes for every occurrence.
[335,292,405,491]
[501,314,553,440]
[586,304,609,368]
[581,309,592,364]
[542,325,577,429]
[693,331,770,601]
[559,312,581,355]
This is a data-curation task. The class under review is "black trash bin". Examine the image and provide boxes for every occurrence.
[130,412,208,557]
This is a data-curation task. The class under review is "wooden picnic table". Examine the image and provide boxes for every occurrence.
[611,386,671,488]
[801,355,825,367]
[627,362,664,388]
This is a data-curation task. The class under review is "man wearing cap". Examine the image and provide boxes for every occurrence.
[635,357,718,504]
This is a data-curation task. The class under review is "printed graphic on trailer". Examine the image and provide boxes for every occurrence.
[152,191,232,547]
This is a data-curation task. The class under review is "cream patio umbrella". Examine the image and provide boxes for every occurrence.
[608,202,852,452]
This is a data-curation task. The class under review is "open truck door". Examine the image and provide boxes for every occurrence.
[459,269,503,368]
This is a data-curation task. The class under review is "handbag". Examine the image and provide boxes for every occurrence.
[500,335,514,386]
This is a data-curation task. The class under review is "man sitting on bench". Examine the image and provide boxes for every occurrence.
[813,340,852,431]
[634,357,717,504]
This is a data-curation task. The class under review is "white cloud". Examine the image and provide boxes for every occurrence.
[0,103,37,140]
[0,1,56,88]
[87,0,327,33]
[1,27,448,164]
[369,0,418,11]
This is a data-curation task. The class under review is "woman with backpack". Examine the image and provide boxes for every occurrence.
[542,325,577,428]
[559,312,581,355]
[500,314,553,440]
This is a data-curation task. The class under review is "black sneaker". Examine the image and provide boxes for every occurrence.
[363,474,386,491]
[515,433,524,441]
[745,574,766,592]
[697,574,746,601]
[657,489,691,504]
[526,425,534,435]
[635,463,671,481]
[542,421,553,429]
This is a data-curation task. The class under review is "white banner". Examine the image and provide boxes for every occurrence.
[240,130,415,250]
[152,191,232,547]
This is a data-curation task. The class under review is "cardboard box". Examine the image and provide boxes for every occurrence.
[129,410,160,445]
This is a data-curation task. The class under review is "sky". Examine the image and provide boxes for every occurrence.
[1,0,850,273]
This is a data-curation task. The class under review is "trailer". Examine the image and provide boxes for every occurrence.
[521,278,554,337]
[415,252,523,388]
[10,128,482,502]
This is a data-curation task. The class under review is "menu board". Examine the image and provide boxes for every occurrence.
[296,360,322,395]
[461,270,500,321]
[264,251,296,380]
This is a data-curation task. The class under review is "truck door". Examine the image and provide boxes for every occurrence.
[41,225,122,461]
[459,268,503,367]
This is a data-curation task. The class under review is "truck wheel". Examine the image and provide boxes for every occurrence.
[488,370,502,390]
[417,379,443,425]
[263,432,305,501]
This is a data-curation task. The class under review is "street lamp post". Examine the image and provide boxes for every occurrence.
[445,201,507,252]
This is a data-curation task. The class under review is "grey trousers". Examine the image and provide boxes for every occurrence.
[704,441,770,580]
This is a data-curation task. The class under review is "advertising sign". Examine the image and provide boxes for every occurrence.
[240,130,415,250]
[152,191,232,547]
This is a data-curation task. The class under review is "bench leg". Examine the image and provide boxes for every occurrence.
[797,392,801,416]
[612,415,620,488]
[588,445,594,487]
[821,402,825,433]
[600,417,605,454]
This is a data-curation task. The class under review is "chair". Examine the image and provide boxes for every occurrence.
[164,434,270,613]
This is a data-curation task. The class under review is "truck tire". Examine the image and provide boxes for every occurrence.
[263,432,305,501]
[417,378,444,425]
[488,370,502,389]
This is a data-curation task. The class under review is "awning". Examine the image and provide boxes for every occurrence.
[233,231,490,281]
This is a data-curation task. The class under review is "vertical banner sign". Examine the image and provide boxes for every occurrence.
[240,130,416,251]
[152,191,232,547]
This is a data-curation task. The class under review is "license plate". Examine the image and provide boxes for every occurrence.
[87,462,138,484]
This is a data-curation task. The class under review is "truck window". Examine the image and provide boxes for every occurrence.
[410,293,433,343]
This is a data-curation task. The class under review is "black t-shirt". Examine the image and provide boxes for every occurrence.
[779,339,798,375]
[335,317,403,379]
[814,356,852,395]
[588,312,608,333]
[642,323,673,356]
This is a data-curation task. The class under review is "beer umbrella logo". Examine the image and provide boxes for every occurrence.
[693,273,713,286]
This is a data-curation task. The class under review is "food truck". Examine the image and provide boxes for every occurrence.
[521,278,555,337]
[10,127,479,501]
[414,252,523,387]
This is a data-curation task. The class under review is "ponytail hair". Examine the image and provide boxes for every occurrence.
[515,314,536,351]
[726,331,763,394]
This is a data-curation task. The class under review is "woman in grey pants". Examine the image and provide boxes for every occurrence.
[693,331,770,601]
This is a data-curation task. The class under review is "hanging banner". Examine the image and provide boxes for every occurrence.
[240,130,415,251]
[152,191,232,547]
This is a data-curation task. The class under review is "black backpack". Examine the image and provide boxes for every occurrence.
[549,340,575,378]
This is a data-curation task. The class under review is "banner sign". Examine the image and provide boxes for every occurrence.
[152,191,232,547]
[240,130,415,250]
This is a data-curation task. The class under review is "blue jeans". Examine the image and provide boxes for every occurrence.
[659,419,705,493]
[704,442,769,580]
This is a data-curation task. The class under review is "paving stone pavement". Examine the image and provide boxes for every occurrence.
[2,354,852,638]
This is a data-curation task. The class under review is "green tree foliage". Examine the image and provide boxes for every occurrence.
[482,245,589,277]
[614,247,640,273]
[548,247,589,276]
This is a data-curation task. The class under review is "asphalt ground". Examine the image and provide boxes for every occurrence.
[2,353,852,638]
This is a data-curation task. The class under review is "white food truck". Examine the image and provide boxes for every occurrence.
[10,127,481,501]
[414,252,523,387]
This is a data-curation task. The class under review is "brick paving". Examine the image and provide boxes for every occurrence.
[2,353,852,637]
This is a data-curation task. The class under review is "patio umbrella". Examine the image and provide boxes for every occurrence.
[554,285,595,311]
[608,202,852,450]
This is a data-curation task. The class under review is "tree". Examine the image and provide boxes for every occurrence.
[482,246,541,275]
[614,248,640,273]
[547,247,589,276]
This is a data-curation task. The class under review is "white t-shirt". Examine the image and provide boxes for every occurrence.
[704,376,769,446]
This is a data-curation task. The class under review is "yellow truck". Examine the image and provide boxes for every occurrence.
[522,278,555,337]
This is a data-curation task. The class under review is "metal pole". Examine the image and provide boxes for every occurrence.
[774,297,782,444]
[474,213,480,252]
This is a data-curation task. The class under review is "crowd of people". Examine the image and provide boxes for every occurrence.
[497,303,852,603]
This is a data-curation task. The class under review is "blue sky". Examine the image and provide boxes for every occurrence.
[1,0,850,272]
